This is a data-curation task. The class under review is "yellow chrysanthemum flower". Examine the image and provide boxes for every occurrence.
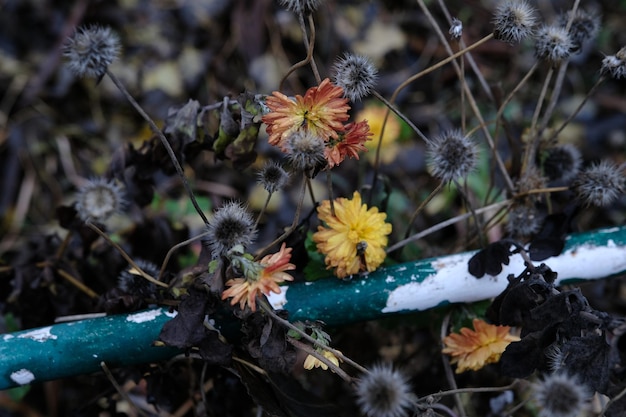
[356,105,401,164]
[313,191,392,278]
[303,349,342,371]
[442,319,520,373]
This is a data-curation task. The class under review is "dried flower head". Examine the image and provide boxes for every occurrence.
[601,46,626,80]
[532,372,589,417]
[506,203,542,238]
[540,144,582,183]
[332,54,378,102]
[279,0,323,15]
[284,130,327,174]
[449,17,463,39]
[75,177,126,223]
[427,130,478,183]
[313,191,392,278]
[493,0,537,44]
[206,202,257,258]
[558,9,600,53]
[572,160,625,207]
[64,25,120,79]
[118,259,160,297]
[535,24,573,64]
[257,161,289,194]
[262,78,350,149]
[324,120,372,168]
[221,243,295,311]
[442,318,520,373]
[354,363,413,417]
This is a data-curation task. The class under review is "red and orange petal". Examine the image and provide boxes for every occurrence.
[221,244,295,312]
[262,78,350,149]
[324,120,372,168]
[442,319,520,373]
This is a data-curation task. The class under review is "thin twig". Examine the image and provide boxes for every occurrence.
[87,222,169,288]
[288,337,353,382]
[158,231,211,281]
[105,70,209,226]
[101,361,150,417]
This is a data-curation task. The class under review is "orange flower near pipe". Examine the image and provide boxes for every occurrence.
[442,318,520,373]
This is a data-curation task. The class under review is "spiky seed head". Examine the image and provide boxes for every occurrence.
[540,144,582,183]
[493,0,538,44]
[535,25,573,64]
[257,161,289,194]
[63,25,120,79]
[75,178,126,223]
[118,259,160,297]
[532,372,589,417]
[601,46,626,80]
[572,160,625,207]
[427,130,478,183]
[449,17,463,39]
[206,202,257,259]
[278,0,323,15]
[558,9,600,53]
[284,130,327,175]
[506,203,542,238]
[355,363,413,417]
[332,54,378,102]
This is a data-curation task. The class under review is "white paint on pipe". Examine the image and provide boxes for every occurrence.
[10,369,35,385]
[17,326,57,343]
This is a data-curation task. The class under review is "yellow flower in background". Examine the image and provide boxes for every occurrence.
[442,319,520,373]
[303,349,342,371]
[356,105,401,164]
[262,78,350,150]
[313,191,392,278]
[221,243,295,312]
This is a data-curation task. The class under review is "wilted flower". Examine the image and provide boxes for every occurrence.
[313,191,392,278]
[535,24,573,64]
[284,130,327,174]
[355,363,413,417]
[64,25,120,79]
[442,318,520,373]
[449,17,463,39]
[493,0,537,44]
[332,53,378,102]
[427,130,478,183]
[263,78,350,150]
[75,177,126,223]
[221,243,295,312]
[532,372,590,417]
[303,349,341,371]
[601,46,626,80]
[324,120,372,168]
[558,9,600,53]
[572,160,625,207]
[206,202,256,258]
[118,259,159,297]
[257,161,289,194]
[540,144,582,183]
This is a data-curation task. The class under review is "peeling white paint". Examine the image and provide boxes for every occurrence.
[10,369,35,385]
[17,326,57,343]
[267,287,289,309]
[382,240,626,314]
[385,275,395,283]
[126,310,161,323]
[3,334,14,341]
[164,310,178,318]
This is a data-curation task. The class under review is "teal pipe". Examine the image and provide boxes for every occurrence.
[1,226,625,390]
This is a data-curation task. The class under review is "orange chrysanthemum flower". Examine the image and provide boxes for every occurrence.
[221,243,295,312]
[324,120,372,168]
[313,191,392,278]
[442,319,520,373]
[262,78,350,149]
